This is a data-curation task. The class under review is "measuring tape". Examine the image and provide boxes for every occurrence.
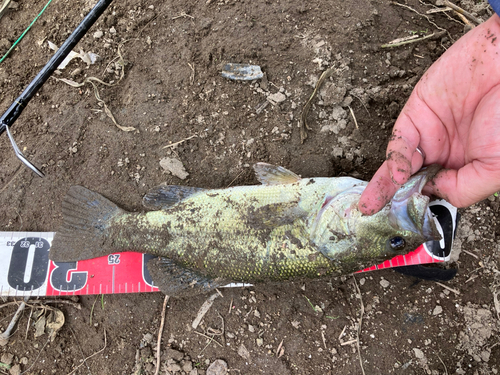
[0,199,457,297]
[0,232,159,297]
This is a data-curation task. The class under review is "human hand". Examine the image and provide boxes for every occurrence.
[359,14,500,215]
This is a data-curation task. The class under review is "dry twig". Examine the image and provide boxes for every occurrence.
[436,353,449,375]
[172,11,194,20]
[382,31,446,48]
[154,295,170,375]
[426,6,453,14]
[426,5,469,27]
[193,330,223,348]
[69,326,92,375]
[66,329,107,375]
[30,299,82,310]
[391,2,452,42]
[192,293,218,329]
[462,250,479,259]
[321,331,327,349]
[392,2,446,31]
[435,281,460,295]
[226,170,245,188]
[436,0,483,24]
[340,339,357,346]
[348,106,359,129]
[25,306,33,340]
[216,311,225,345]
[20,338,50,374]
[300,68,334,143]
[162,134,198,149]
[187,62,195,85]
[276,339,284,358]
[56,76,135,132]
[338,325,347,342]
[353,277,366,375]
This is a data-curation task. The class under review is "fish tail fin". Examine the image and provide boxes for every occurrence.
[50,186,125,262]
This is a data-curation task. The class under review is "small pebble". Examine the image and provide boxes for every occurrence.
[267,92,286,104]
[237,344,251,361]
[160,157,189,180]
[206,359,228,375]
[1,353,13,365]
[9,364,21,375]
[413,348,424,359]
[167,363,181,373]
[380,279,390,288]
[432,306,443,315]
[480,350,491,362]
[182,361,193,372]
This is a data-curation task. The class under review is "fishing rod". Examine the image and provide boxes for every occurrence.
[0,0,114,177]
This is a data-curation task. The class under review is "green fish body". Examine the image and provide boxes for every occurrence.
[50,163,441,296]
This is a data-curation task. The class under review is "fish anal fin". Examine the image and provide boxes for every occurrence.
[253,163,301,185]
[147,257,227,297]
[142,184,206,210]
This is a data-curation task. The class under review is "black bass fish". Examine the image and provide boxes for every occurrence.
[50,163,441,296]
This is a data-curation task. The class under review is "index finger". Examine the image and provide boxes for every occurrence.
[359,112,425,215]
[358,160,399,215]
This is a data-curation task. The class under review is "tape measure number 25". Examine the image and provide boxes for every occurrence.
[0,232,159,297]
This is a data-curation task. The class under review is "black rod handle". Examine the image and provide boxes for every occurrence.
[0,0,114,134]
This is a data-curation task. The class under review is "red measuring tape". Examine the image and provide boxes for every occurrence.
[0,232,159,297]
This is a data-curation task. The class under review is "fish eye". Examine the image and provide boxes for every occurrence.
[389,236,406,251]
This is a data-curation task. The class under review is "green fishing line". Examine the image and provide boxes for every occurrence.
[0,0,54,64]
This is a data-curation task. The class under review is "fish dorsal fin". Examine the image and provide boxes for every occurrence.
[143,184,206,210]
[253,163,301,185]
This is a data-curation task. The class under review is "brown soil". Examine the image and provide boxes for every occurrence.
[1,0,499,374]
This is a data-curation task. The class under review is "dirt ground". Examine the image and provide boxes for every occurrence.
[0,0,499,374]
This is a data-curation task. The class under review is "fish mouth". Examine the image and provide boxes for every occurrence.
[388,165,442,242]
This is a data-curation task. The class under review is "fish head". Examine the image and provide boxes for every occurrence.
[311,165,442,270]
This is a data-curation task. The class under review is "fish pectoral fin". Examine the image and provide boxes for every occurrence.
[142,184,206,210]
[316,238,356,261]
[253,163,301,185]
[147,257,227,297]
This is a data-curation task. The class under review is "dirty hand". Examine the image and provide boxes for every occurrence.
[359,14,500,215]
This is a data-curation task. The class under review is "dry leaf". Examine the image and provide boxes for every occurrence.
[34,315,46,338]
[46,308,65,342]
[48,41,99,69]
